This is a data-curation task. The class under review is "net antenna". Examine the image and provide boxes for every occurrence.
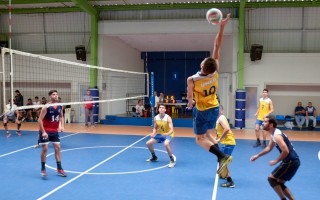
[1,48,149,120]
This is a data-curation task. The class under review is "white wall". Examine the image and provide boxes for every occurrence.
[98,36,144,117]
[244,53,320,116]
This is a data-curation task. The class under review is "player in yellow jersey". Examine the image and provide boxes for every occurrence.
[254,89,274,148]
[216,105,236,188]
[146,104,176,168]
[187,13,232,176]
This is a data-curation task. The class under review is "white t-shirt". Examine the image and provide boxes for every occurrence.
[5,104,18,117]
[135,105,145,115]
[155,96,159,107]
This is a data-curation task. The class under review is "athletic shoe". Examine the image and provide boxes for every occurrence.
[16,131,21,136]
[253,141,261,147]
[6,131,11,138]
[168,160,176,168]
[261,143,267,148]
[41,170,48,177]
[217,156,232,175]
[85,124,89,127]
[57,169,67,177]
[146,156,158,162]
[221,181,235,188]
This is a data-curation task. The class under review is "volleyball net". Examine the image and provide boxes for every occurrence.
[0,48,149,116]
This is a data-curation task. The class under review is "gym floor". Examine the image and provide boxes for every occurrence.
[1,123,319,200]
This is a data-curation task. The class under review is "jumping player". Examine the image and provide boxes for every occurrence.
[186,13,232,176]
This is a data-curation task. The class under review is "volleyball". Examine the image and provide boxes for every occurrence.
[206,8,223,25]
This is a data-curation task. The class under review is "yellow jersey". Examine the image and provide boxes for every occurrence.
[257,97,272,120]
[216,115,236,145]
[155,114,174,137]
[192,72,219,111]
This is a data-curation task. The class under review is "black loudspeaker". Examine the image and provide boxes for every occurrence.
[75,45,86,61]
[0,41,8,54]
[250,44,263,61]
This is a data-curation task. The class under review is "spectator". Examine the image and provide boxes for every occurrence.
[15,90,24,107]
[83,90,94,127]
[33,96,41,121]
[159,92,165,103]
[305,102,317,130]
[154,91,159,113]
[25,98,34,121]
[41,97,47,105]
[15,90,25,121]
[294,101,306,130]
[134,99,145,117]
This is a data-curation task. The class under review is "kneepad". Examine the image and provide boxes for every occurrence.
[280,183,287,190]
[268,177,279,188]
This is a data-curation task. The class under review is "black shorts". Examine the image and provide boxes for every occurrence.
[272,159,300,181]
[38,131,60,144]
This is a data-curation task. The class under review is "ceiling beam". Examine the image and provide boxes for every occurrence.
[0,0,69,4]
[0,1,319,14]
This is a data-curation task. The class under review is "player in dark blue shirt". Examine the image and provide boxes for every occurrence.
[250,116,300,200]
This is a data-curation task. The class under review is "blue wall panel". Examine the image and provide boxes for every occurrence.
[142,51,209,101]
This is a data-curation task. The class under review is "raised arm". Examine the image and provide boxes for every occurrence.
[212,13,231,72]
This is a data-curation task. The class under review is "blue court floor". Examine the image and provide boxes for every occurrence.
[0,129,319,200]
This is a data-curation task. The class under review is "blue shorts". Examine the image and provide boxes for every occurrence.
[220,144,235,156]
[153,134,172,143]
[38,131,61,144]
[193,106,220,135]
[272,159,300,181]
[255,119,263,126]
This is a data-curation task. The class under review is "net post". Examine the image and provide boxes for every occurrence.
[150,72,155,128]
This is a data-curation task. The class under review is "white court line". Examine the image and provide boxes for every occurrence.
[37,135,149,200]
[0,132,79,158]
[211,164,219,200]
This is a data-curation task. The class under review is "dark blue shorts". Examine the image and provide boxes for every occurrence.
[193,106,219,135]
[220,144,235,156]
[154,134,172,143]
[272,159,300,181]
[38,131,60,144]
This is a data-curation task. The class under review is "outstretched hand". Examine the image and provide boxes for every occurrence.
[220,13,231,26]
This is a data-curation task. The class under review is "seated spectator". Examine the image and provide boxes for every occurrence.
[41,97,47,105]
[305,102,317,129]
[294,101,306,130]
[25,98,34,121]
[33,96,41,121]
[133,99,145,117]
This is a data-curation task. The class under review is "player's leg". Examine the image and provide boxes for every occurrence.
[15,116,22,136]
[84,108,89,126]
[261,130,267,148]
[254,120,262,147]
[163,137,175,167]
[3,116,11,138]
[89,109,94,126]
[39,131,49,177]
[220,145,235,188]
[268,175,286,199]
[146,137,158,162]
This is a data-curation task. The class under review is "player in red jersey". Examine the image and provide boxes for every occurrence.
[38,90,67,177]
